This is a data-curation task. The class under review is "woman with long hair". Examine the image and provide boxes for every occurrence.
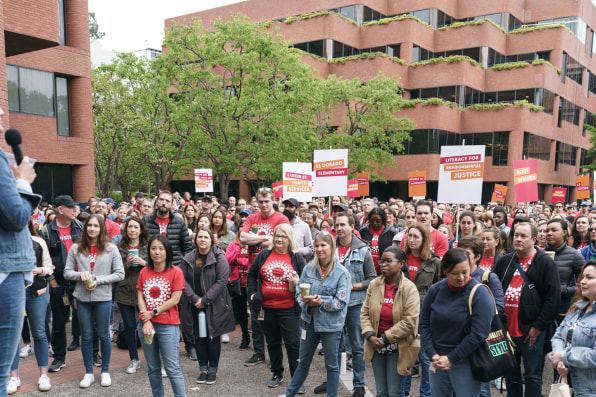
[225,226,250,350]
[479,227,502,271]
[448,210,476,248]
[569,215,591,251]
[180,228,235,385]
[137,235,186,397]
[541,206,553,220]
[279,231,351,397]
[319,218,333,232]
[360,208,396,274]
[550,260,596,396]
[247,224,305,390]
[392,208,417,246]
[419,248,494,397]
[6,221,54,393]
[401,224,441,397]
[182,203,199,235]
[480,212,495,229]
[197,212,212,231]
[211,209,235,252]
[114,216,150,374]
[361,247,420,397]
[580,220,596,262]
[64,215,125,388]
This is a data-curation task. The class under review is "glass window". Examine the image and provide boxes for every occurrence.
[412,9,431,24]
[523,132,551,161]
[498,90,515,103]
[492,131,509,166]
[59,0,66,46]
[339,6,355,22]
[408,130,429,154]
[541,89,555,114]
[584,110,596,136]
[7,65,19,112]
[563,52,584,85]
[31,163,73,202]
[558,98,581,126]
[555,142,577,166]
[56,77,70,137]
[18,67,55,117]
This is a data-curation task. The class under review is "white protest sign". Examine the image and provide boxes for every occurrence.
[437,145,485,204]
[282,162,313,202]
[194,169,213,193]
[312,149,348,197]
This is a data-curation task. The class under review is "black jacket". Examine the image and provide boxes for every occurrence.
[492,248,560,334]
[40,219,84,288]
[247,249,306,313]
[143,211,192,266]
[546,242,585,314]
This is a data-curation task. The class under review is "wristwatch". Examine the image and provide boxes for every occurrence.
[153,309,158,316]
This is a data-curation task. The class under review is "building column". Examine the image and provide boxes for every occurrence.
[72,164,95,202]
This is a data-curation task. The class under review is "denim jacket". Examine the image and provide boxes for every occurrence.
[0,149,41,273]
[551,300,596,396]
[336,235,376,307]
[297,259,351,333]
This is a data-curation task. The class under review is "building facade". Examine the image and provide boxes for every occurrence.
[0,0,94,203]
[168,0,594,205]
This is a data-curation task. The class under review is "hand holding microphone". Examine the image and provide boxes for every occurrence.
[4,128,36,184]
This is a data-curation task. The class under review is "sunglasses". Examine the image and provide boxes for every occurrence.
[316,230,331,237]
[589,228,596,233]
[257,187,273,192]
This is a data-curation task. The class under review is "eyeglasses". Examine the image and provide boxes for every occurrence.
[555,205,563,208]
[274,235,288,240]
[589,228,596,233]
[379,259,400,265]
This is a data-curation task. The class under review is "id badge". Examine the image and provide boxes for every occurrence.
[36,287,47,296]
[429,363,436,373]
[301,329,307,340]
[62,295,70,306]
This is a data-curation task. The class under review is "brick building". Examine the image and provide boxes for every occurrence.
[168,0,594,205]
[0,0,94,203]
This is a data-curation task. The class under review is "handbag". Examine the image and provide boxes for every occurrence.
[226,278,242,299]
[468,283,518,382]
[549,376,572,397]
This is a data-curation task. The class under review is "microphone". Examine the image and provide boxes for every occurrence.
[5,128,23,165]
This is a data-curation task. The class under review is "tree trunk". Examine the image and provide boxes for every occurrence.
[218,173,231,200]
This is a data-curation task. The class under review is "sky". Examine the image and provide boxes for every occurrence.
[88,0,244,65]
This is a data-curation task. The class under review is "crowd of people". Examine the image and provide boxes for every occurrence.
[3,178,596,397]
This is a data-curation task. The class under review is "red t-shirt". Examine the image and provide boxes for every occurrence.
[378,283,397,336]
[89,245,98,272]
[370,228,383,273]
[407,253,422,281]
[105,219,121,239]
[238,246,249,288]
[337,244,350,264]
[58,225,74,255]
[241,212,289,265]
[136,266,185,325]
[32,212,40,229]
[260,251,295,309]
[504,254,535,337]
[479,256,495,272]
[155,216,170,236]
[400,228,448,257]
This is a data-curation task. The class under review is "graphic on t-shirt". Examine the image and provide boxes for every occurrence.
[262,260,294,288]
[371,235,379,256]
[159,223,167,235]
[143,275,172,311]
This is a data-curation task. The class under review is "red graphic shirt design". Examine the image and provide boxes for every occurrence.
[260,251,295,309]
[504,254,534,337]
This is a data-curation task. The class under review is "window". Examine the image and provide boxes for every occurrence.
[580,148,591,168]
[555,142,577,167]
[411,9,431,25]
[523,132,551,161]
[293,40,326,58]
[562,52,585,85]
[587,71,596,96]
[332,41,360,58]
[59,0,66,45]
[362,6,386,23]
[584,110,596,136]
[31,163,73,202]
[7,65,19,112]
[558,98,581,126]
[535,17,587,43]
[412,45,435,62]
[56,77,70,136]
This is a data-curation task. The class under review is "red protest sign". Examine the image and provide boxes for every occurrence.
[513,160,538,202]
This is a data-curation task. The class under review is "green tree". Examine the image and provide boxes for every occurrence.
[310,72,414,181]
[89,12,105,42]
[161,14,319,197]
[584,118,596,177]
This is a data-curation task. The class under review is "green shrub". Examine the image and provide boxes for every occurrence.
[509,24,571,35]
[363,14,430,28]
[437,18,506,33]
[331,52,408,65]
[284,11,357,26]
[410,55,483,69]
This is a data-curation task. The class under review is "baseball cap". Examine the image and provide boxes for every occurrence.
[54,195,76,207]
[201,196,213,202]
[282,198,300,208]
[239,208,251,216]
[332,203,349,212]
[135,192,146,199]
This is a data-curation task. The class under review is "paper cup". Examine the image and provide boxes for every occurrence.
[144,330,155,345]
[300,283,311,296]
[545,251,555,260]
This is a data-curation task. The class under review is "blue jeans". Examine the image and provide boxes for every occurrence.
[342,304,365,388]
[506,332,546,397]
[118,303,139,360]
[0,273,25,396]
[76,300,112,373]
[138,322,185,397]
[371,351,404,397]
[11,290,49,370]
[403,346,431,397]
[429,358,481,397]
[285,321,341,397]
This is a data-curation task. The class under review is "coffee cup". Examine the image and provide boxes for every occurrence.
[545,251,555,260]
[144,329,155,345]
[300,283,311,296]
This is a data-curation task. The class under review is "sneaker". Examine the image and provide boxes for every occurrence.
[48,345,54,356]
[100,373,111,387]
[221,333,230,343]
[244,354,265,366]
[353,387,365,397]
[7,377,20,394]
[297,384,306,394]
[49,359,66,372]
[126,359,141,374]
[205,373,217,385]
[247,327,252,333]
[38,374,51,391]
[267,374,283,388]
[79,374,95,388]
[20,344,32,358]
[196,372,209,384]
[67,339,80,351]
[493,377,507,391]
[239,341,250,351]
[93,353,102,367]
[314,381,327,394]
[161,367,168,377]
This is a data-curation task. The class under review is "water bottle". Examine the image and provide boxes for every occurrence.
[198,311,207,338]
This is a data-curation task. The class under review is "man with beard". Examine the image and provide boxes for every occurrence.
[282,198,313,260]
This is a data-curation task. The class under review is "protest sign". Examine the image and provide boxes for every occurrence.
[282,163,313,202]
[437,146,485,204]
[312,149,348,197]
[513,160,538,202]
[194,169,213,193]
[491,184,507,204]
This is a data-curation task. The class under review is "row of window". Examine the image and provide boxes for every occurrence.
[7,65,70,136]
[523,132,585,169]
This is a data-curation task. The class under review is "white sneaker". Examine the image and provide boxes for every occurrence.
[48,345,54,356]
[79,374,95,388]
[100,373,111,387]
[493,377,507,391]
[221,333,230,343]
[20,344,32,358]
[161,367,168,377]
[7,377,20,394]
[38,374,51,391]
[126,359,141,374]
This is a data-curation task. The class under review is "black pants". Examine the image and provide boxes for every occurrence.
[263,307,300,377]
[249,298,265,358]
[49,285,70,361]
[232,287,250,344]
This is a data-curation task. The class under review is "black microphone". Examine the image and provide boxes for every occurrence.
[5,128,23,165]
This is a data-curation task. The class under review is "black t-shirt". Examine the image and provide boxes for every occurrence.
[193,254,207,297]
